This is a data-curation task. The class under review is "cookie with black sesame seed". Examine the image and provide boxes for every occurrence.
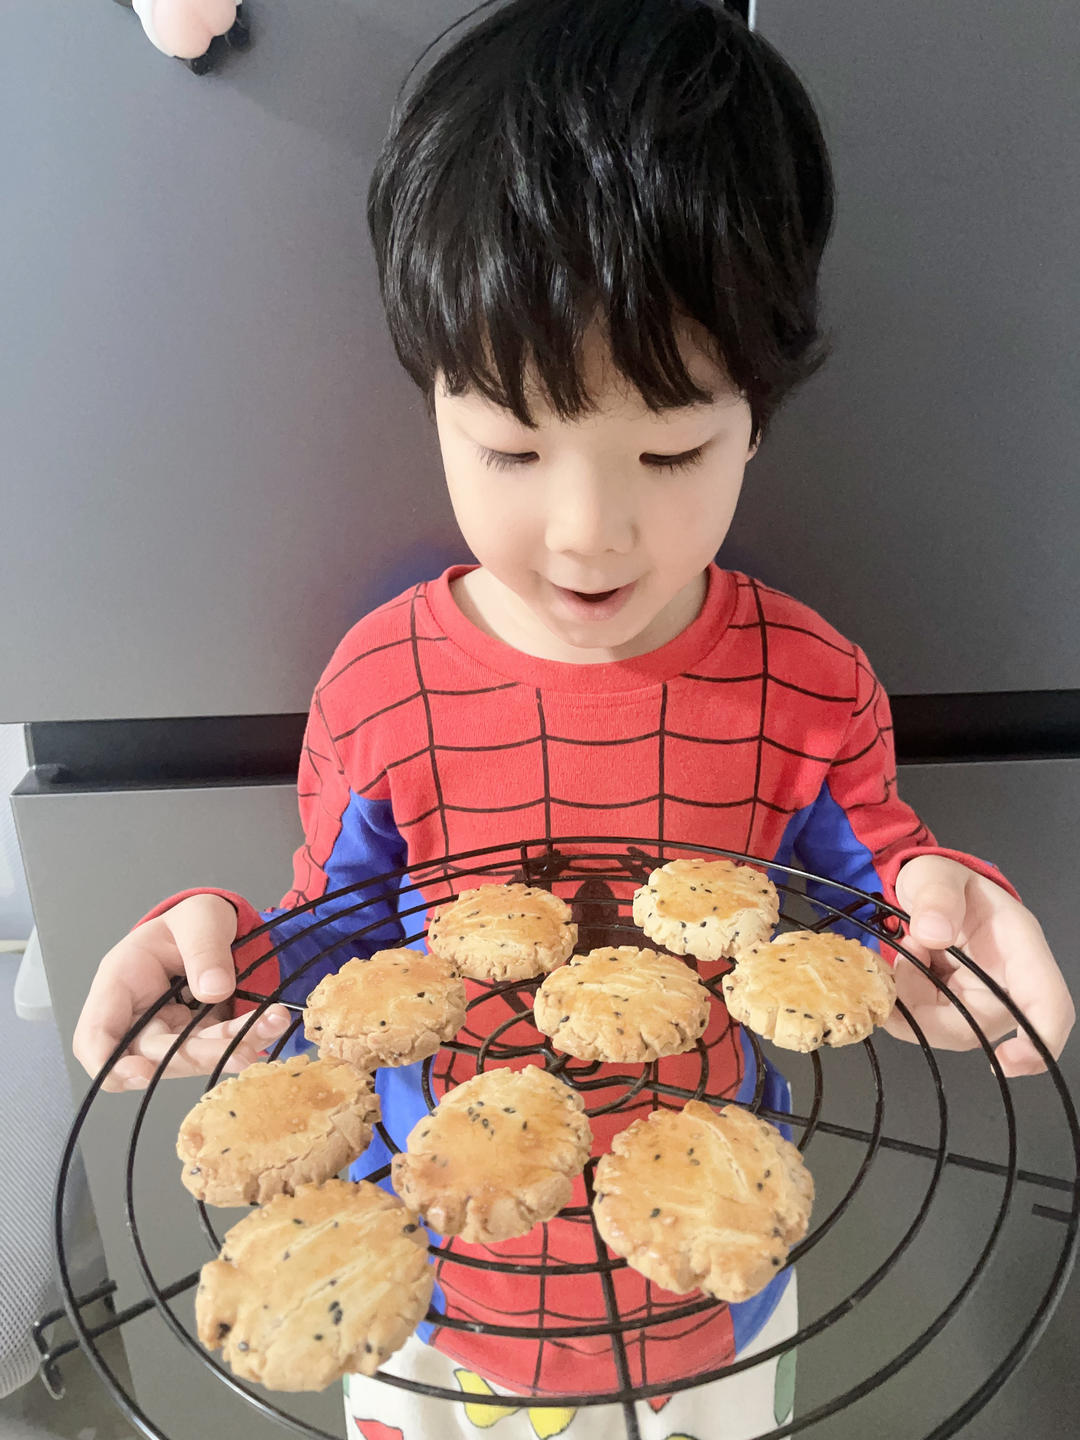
[177,1055,379,1207]
[390,1064,592,1242]
[426,882,577,982]
[721,929,896,1051]
[195,1178,433,1390]
[592,1100,813,1303]
[303,949,467,1069]
[533,945,710,1063]
[632,857,780,963]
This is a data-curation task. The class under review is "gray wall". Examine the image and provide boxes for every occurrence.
[4,0,1079,722]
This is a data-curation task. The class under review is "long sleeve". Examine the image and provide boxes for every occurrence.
[137,669,410,1037]
[788,645,1017,937]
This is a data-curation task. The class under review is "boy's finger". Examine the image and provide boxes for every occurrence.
[72,963,141,1079]
[134,1005,292,1077]
[165,900,238,1005]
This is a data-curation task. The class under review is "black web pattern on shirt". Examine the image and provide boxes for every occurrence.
[290,573,929,1385]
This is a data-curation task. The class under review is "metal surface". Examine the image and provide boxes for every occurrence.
[51,838,1080,1440]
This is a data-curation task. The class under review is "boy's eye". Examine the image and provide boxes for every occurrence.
[641,446,707,472]
[479,447,538,471]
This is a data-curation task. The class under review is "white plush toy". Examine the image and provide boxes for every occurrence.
[121,0,249,67]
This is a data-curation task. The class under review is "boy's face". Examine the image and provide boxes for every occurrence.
[434,325,756,663]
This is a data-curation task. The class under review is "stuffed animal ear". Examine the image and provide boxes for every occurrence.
[126,0,248,71]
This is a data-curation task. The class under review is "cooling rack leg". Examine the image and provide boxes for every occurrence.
[33,1278,118,1399]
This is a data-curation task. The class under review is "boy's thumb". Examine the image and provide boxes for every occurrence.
[895,855,967,950]
[165,895,238,1004]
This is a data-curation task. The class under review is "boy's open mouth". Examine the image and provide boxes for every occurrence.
[550,580,638,622]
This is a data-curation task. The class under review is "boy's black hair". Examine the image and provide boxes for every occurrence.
[368,0,834,442]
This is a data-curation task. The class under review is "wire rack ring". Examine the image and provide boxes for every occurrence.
[53,836,1080,1440]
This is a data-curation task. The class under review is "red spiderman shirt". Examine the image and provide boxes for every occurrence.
[163,564,1009,1397]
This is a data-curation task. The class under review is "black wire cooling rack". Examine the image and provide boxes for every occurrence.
[45,836,1080,1440]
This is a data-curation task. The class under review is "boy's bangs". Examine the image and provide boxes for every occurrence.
[432,282,719,430]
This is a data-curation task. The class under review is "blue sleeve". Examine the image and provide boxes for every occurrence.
[245,793,410,1055]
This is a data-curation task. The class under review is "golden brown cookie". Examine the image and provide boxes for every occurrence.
[533,946,711,1063]
[177,1055,379,1207]
[195,1178,433,1390]
[303,950,467,1069]
[426,883,577,982]
[390,1065,592,1242]
[721,929,896,1051]
[632,857,779,962]
[593,1101,813,1303]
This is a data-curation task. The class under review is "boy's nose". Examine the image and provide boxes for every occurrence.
[542,473,636,558]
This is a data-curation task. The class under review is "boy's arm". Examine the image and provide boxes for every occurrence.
[789,645,1017,918]
[791,646,1072,1075]
[138,679,409,1023]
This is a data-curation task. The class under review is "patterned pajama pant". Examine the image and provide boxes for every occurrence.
[343,1273,798,1440]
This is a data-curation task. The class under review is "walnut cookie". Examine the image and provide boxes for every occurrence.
[177,1055,379,1207]
[304,949,467,1069]
[593,1101,813,1303]
[632,857,780,962]
[533,945,711,1063]
[196,1178,433,1390]
[390,1064,592,1243]
[721,929,897,1052]
[426,882,577,982]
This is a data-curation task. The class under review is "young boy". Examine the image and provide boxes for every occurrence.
[73,2,1073,1436]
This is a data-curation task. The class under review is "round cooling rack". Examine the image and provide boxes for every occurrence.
[48,837,1080,1440]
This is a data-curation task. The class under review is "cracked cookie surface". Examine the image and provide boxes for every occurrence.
[533,945,711,1062]
[195,1178,433,1389]
[632,857,779,962]
[304,949,467,1069]
[593,1101,813,1303]
[426,883,577,982]
[390,1065,592,1243]
[177,1055,379,1207]
[721,929,896,1051]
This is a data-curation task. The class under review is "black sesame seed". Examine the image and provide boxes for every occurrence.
[417,992,426,998]
[522,1121,528,1130]
[836,1012,845,1020]
[228,1110,236,1118]
[221,1147,231,1154]
[293,1218,305,1225]
[314,1333,324,1341]
[217,1322,231,1340]
[403,1223,418,1233]
[756,1181,764,1190]
[785,1007,796,1013]
[650,1207,661,1218]
[189,1167,201,1175]
[283,1251,291,1260]
[237,1341,249,1352]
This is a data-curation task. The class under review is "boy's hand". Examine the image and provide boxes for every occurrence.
[72,893,291,1092]
[885,855,1074,1076]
